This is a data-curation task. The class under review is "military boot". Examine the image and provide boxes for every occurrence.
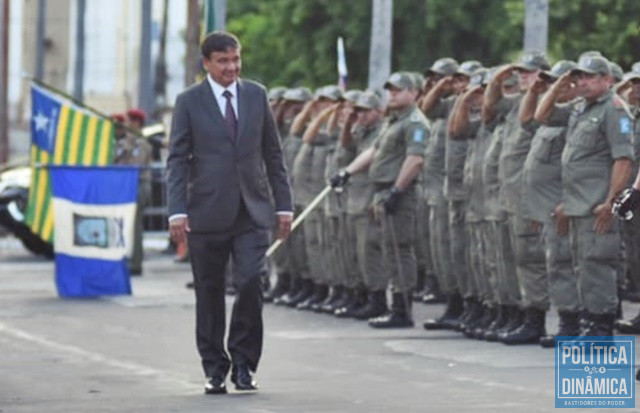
[502,308,546,345]
[579,313,615,337]
[540,310,580,348]
[285,279,314,307]
[457,297,483,333]
[471,305,497,339]
[353,290,388,320]
[311,285,344,313]
[297,284,328,310]
[614,307,640,334]
[368,292,414,329]
[483,305,509,341]
[273,277,301,306]
[423,292,464,330]
[335,288,367,318]
[497,307,524,340]
[264,272,290,303]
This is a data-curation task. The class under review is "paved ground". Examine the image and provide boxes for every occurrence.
[0,235,637,412]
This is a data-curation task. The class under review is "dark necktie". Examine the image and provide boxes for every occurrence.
[222,90,237,139]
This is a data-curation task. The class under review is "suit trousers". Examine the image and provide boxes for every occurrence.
[188,204,269,377]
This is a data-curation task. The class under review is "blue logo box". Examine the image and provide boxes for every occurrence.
[555,336,635,408]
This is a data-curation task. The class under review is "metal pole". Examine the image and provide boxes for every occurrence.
[153,0,169,106]
[138,0,153,120]
[73,0,85,101]
[367,0,393,92]
[0,0,9,164]
[35,0,46,81]
[523,0,549,53]
[185,0,200,86]
[214,0,227,30]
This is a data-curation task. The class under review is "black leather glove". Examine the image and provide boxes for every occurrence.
[612,187,640,220]
[383,186,402,215]
[330,170,351,190]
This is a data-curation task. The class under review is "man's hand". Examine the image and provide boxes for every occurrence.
[330,170,351,191]
[434,76,455,94]
[277,214,293,240]
[612,187,640,221]
[553,204,569,236]
[494,64,516,82]
[530,76,548,94]
[383,187,402,215]
[169,217,191,244]
[593,202,614,234]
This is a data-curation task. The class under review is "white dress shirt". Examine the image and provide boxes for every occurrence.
[168,76,292,223]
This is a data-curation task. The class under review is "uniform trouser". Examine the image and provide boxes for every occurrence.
[429,200,453,294]
[466,221,483,300]
[541,214,579,312]
[374,186,418,293]
[493,218,521,306]
[325,215,347,287]
[620,216,640,292]
[509,212,548,311]
[303,208,327,284]
[349,212,386,291]
[415,195,434,277]
[288,205,310,281]
[343,213,363,289]
[449,199,471,297]
[480,221,499,306]
[129,180,150,272]
[569,216,623,315]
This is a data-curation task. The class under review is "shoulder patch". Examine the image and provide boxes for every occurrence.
[620,117,632,134]
[412,128,426,143]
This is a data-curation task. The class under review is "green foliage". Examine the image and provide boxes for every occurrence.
[226,0,640,89]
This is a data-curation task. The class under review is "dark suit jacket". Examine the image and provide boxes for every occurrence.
[166,78,293,233]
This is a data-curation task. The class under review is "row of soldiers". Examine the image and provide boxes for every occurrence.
[264,51,640,347]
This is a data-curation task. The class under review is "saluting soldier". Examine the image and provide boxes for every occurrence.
[331,72,429,328]
[539,55,633,336]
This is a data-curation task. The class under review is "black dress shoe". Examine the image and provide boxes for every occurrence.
[204,375,227,394]
[231,364,258,391]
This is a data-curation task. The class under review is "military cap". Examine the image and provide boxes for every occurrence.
[343,90,363,104]
[316,85,343,101]
[354,91,382,110]
[609,62,624,82]
[111,113,126,123]
[425,57,459,76]
[408,72,425,89]
[268,87,287,101]
[127,108,146,123]
[384,72,418,90]
[456,60,483,77]
[503,72,519,88]
[624,62,640,81]
[514,51,550,72]
[283,87,312,102]
[469,68,488,87]
[579,50,603,61]
[571,55,611,76]
[540,60,577,81]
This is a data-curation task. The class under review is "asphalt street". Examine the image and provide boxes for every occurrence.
[0,235,637,412]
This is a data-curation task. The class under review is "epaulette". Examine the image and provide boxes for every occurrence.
[613,94,634,119]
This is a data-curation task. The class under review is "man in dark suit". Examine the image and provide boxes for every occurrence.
[166,31,293,394]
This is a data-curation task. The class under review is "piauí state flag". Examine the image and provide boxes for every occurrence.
[49,166,139,297]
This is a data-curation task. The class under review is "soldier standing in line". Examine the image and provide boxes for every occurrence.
[520,61,581,347]
[420,59,476,330]
[113,109,152,276]
[611,63,640,332]
[331,72,429,328]
[539,55,633,336]
[290,86,343,310]
[481,52,550,344]
[334,92,387,319]
[265,87,313,303]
